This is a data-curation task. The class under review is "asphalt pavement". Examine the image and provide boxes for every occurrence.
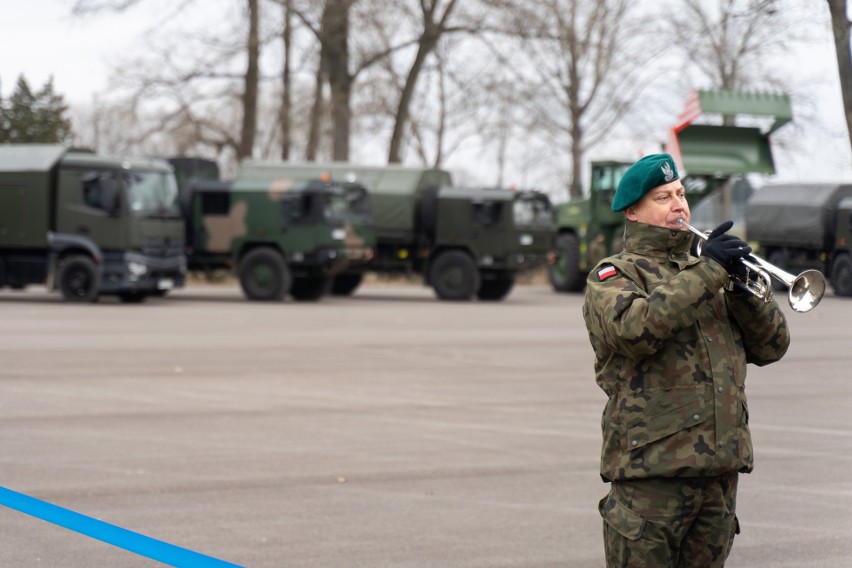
[0,283,850,567]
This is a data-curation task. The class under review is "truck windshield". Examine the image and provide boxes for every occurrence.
[513,195,554,227]
[592,164,630,192]
[323,184,371,223]
[125,170,181,217]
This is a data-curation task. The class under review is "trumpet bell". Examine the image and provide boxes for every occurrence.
[789,270,826,313]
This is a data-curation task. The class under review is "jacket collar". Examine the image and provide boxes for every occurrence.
[623,221,694,258]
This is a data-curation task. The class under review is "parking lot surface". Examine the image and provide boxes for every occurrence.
[1,284,850,567]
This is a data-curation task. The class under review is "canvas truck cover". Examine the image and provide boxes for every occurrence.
[746,183,852,248]
[237,161,452,232]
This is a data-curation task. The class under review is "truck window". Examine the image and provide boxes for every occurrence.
[80,170,120,214]
[323,184,370,223]
[201,192,230,215]
[592,164,629,192]
[125,171,180,216]
[513,196,553,227]
[82,173,102,209]
[282,193,311,222]
[474,201,501,226]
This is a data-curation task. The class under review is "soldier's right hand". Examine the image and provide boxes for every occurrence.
[701,221,752,270]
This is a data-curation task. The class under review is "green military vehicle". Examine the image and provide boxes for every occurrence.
[0,144,186,302]
[746,183,852,297]
[236,161,556,301]
[549,89,793,292]
[182,173,374,301]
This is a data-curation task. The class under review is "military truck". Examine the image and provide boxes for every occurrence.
[183,174,374,301]
[236,161,556,301]
[549,89,793,292]
[0,144,186,302]
[746,183,852,297]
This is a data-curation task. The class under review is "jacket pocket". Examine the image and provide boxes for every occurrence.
[625,388,706,450]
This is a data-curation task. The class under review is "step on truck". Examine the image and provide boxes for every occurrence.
[746,183,852,297]
[0,144,186,302]
[179,166,374,301]
[236,161,556,302]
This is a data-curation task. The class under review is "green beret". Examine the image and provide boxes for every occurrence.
[611,153,680,212]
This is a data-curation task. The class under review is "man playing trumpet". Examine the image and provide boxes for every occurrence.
[582,153,790,567]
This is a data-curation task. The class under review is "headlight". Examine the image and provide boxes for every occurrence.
[127,261,148,276]
[519,234,533,246]
[331,228,346,240]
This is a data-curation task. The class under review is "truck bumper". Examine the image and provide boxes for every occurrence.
[291,246,373,277]
[99,251,187,294]
[485,251,553,273]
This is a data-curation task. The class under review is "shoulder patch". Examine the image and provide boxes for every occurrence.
[597,265,618,281]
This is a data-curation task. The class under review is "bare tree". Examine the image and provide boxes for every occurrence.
[72,0,264,161]
[279,0,293,159]
[239,0,261,159]
[486,0,659,198]
[827,0,852,153]
[386,0,462,163]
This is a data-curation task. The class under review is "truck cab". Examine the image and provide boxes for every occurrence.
[185,176,374,301]
[0,145,186,302]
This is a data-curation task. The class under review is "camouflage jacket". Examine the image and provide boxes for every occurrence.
[583,221,790,482]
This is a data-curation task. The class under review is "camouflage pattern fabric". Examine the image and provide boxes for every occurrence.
[583,221,790,482]
[600,474,739,567]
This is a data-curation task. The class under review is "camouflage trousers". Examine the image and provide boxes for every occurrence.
[599,474,740,568]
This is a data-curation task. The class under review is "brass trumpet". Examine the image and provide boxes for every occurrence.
[677,219,826,313]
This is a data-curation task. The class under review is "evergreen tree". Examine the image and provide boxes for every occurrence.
[0,75,72,143]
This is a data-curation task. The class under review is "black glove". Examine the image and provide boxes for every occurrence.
[701,221,752,271]
[732,254,761,283]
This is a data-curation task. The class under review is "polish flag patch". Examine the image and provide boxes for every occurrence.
[597,265,618,281]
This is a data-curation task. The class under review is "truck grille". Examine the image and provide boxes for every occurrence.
[142,237,184,257]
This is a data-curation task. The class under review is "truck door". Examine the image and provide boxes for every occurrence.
[55,168,127,251]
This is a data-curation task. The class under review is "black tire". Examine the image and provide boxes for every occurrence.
[830,253,852,297]
[476,277,514,301]
[331,272,364,296]
[238,248,290,301]
[549,233,585,292]
[290,276,331,302]
[57,255,99,303]
[118,292,147,303]
[429,250,480,301]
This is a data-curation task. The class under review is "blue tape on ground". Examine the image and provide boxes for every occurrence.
[0,486,244,567]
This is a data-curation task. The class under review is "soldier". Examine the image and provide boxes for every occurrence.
[582,153,790,567]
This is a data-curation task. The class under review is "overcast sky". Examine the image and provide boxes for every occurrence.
[3,0,852,186]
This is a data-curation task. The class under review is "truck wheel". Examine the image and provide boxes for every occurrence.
[549,233,585,292]
[429,250,480,301]
[238,248,290,301]
[290,276,331,302]
[830,253,852,297]
[476,277,514,301]
[58,255,99,303]
[330,272,364,296]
